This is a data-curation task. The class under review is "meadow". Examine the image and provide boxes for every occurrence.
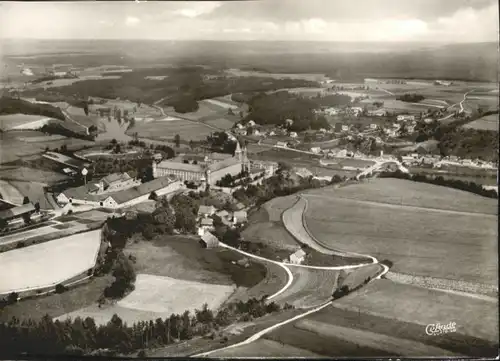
[0,229,102,295]
[302,179,498,284]
[57,274,236,326]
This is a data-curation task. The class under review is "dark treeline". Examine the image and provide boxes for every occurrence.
[233,164,343,208]
[0,297,284,357]
[26,66,319,107]
[414,117,499,163]
[206,131,237,154]
[39,122,95,141]
[396,93,425,103]
[378,170,498,199]
[0,97,66,121]
[245,91,329,131]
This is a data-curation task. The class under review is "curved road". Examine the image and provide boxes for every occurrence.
[194,197,390,358]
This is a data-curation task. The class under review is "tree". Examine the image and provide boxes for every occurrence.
[149,191,158,201]
[174,134,181,148]
[34,202,40,212]
[104,252,137,298]
[222,228,242,248]
[7,292,18,304]
[22,196,30,204]
[83,102,89,116]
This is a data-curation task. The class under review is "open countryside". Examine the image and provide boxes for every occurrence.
[0,1,498,359]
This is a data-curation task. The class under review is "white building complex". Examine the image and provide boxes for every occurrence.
[56,175,183,209]
[153,142,250,185]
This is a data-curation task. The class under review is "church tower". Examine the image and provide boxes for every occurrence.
[242,145,249,172]
[234,141,242,162]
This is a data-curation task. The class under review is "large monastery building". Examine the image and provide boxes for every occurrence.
[153,141,250,185]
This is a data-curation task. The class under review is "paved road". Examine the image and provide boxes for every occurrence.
[194,196,390,358]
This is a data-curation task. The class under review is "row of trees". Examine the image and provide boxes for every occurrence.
[0,296,284,356]
[378,170,498,199]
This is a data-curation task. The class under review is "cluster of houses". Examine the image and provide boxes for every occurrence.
[196,204,248,237]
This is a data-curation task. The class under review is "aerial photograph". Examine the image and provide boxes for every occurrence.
[0,0,498,358]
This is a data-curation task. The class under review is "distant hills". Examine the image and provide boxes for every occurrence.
[1,40,497,82]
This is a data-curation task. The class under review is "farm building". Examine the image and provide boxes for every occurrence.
[153,141,249,185]
[251,160,278,176]
[56,176,182,209]
[198,205,216,218]
[276,141,288,147]
[0,203,36,223]
[99,173,141,193]
[199,232,219,249]
[310,147,321,154]
[233,210,247,225]
[397,115,415,122]
[198,217,215,236]
[368,109,387,117]
[289,249,306,264]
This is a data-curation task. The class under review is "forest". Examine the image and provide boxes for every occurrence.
[0,97,66,121]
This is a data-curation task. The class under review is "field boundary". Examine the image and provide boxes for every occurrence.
[386,271,498,296]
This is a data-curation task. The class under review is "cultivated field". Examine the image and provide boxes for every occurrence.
[0,131,93,164]
[126,118,216,142]
[0,229,101,295]
[331,280,499,345]
[225,69,328,82]
[272,268,338,308]
[263,280,497,358]
[462,113,498,131]
[263,196,298,222]
[210,338,324,358]
[0,114,53,131]
[282,197,335,255]
[302,179,497,284]
[0,179,24,204]
[0,166,69,184]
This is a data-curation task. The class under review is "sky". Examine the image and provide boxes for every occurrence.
[0,0,498,42]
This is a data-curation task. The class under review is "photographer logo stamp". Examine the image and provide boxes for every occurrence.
[425,322,457,336]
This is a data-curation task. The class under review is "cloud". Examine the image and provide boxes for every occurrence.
[205,0,496,22]
[173,2,222,18]
[125,16,140,26]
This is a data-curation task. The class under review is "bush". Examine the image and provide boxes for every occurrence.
[7,292,19,304]
[55,284,68,294]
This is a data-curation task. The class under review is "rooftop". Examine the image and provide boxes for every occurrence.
[0,203,36,220]
[102,172,131,185]
[208,156,241,173]
[111,176,178,205]
[156,160,204,173]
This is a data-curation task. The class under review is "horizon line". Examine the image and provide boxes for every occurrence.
[1,38,497,45]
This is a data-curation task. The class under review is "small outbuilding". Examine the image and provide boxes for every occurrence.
[289,249,306,265]
[199,232,219,249]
